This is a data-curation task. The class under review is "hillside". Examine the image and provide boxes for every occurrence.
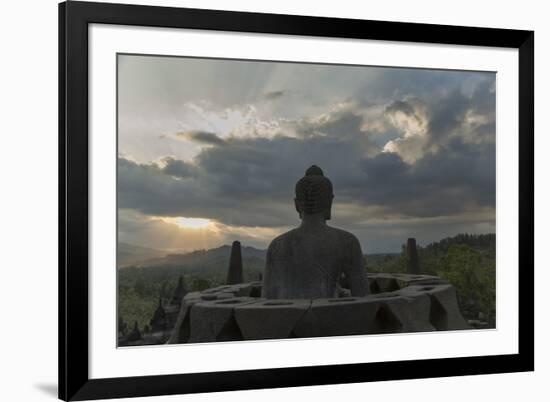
[127,244,265,269]
[118,243,266,328]
[117,242,167,267]
[119,244,266,275]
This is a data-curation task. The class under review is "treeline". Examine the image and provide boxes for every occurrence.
[118,261,264,328]
[367,233,496,326]
[421,233,495,257]
[118,268,226,329]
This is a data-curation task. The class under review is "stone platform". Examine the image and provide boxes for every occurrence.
[167,273,469,344]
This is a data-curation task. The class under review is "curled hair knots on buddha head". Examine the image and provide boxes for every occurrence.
[295,165,333,217]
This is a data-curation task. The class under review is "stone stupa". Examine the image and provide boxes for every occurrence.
[226,241,243,285]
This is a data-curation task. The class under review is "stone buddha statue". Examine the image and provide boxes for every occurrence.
[262,165,369,299]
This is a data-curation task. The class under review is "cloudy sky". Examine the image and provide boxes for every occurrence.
[117,54,496,253]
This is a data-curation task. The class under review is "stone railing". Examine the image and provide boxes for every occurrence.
[167,273,469,344]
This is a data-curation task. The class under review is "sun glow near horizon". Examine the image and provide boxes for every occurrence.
[136,213,284,252]
[174,217,212,229]
[154,216,213,230]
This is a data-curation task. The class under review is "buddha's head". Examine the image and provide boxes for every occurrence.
[294,165,334,220]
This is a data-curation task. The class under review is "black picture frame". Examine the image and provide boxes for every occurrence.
[59,1,534,400]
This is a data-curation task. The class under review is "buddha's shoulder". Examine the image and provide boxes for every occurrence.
[268,226,359,247]
[325,226,361,245]
[268,229,299,247]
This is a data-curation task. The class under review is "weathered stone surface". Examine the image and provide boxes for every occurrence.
[364,294,404,334]
[149,298,167,332]
[165,275,469,345]
[248,282,263,298]
[406,238,420,274]
[232,283,255,297]
[142,330,170,345]
[188,297,256,343]
[405,276,449,287]
[170,276,187,306]
[166,296,201,344]
[370,292,434,333]
[164,304,181,329]
[234,299,311,340]
[293,297,379,337]
[126,321,141,342]
[368,274,401,292]
[263,166,369,299]
[369,273,448,290]
[205,283,254,297]
[199,292,235,301]
[183,291,202,300]
[201,285,234,294]
[401,284,469,330]
[226,241,244,285]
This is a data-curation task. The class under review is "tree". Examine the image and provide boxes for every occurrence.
[437,244,495,325]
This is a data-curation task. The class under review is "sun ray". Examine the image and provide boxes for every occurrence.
[174,217,211,229]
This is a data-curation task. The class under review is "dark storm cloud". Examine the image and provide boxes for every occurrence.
[428,89,471,141]
[176,130,226,145]
[468,79,497,142]
[297,111,366,139]
[382,78,495,153]
[118,156,195,182]
[470,78,496,115]
[263,90,285,100]
[360,139,495,217]
[194,135,372,199]
[385,100,417,117]
[118,75,496,237]
[119,101,379,227]
[161,157,195,178]
[118,131,374,227]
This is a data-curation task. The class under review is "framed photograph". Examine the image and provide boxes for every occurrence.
[59,1,534,400]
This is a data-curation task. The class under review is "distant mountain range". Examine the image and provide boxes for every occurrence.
[118,233,494,278]
[118,242,267,276]
[118,242,168,267]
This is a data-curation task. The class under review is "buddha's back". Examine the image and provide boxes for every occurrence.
[261,165,369,300]
[263,226,367,299]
